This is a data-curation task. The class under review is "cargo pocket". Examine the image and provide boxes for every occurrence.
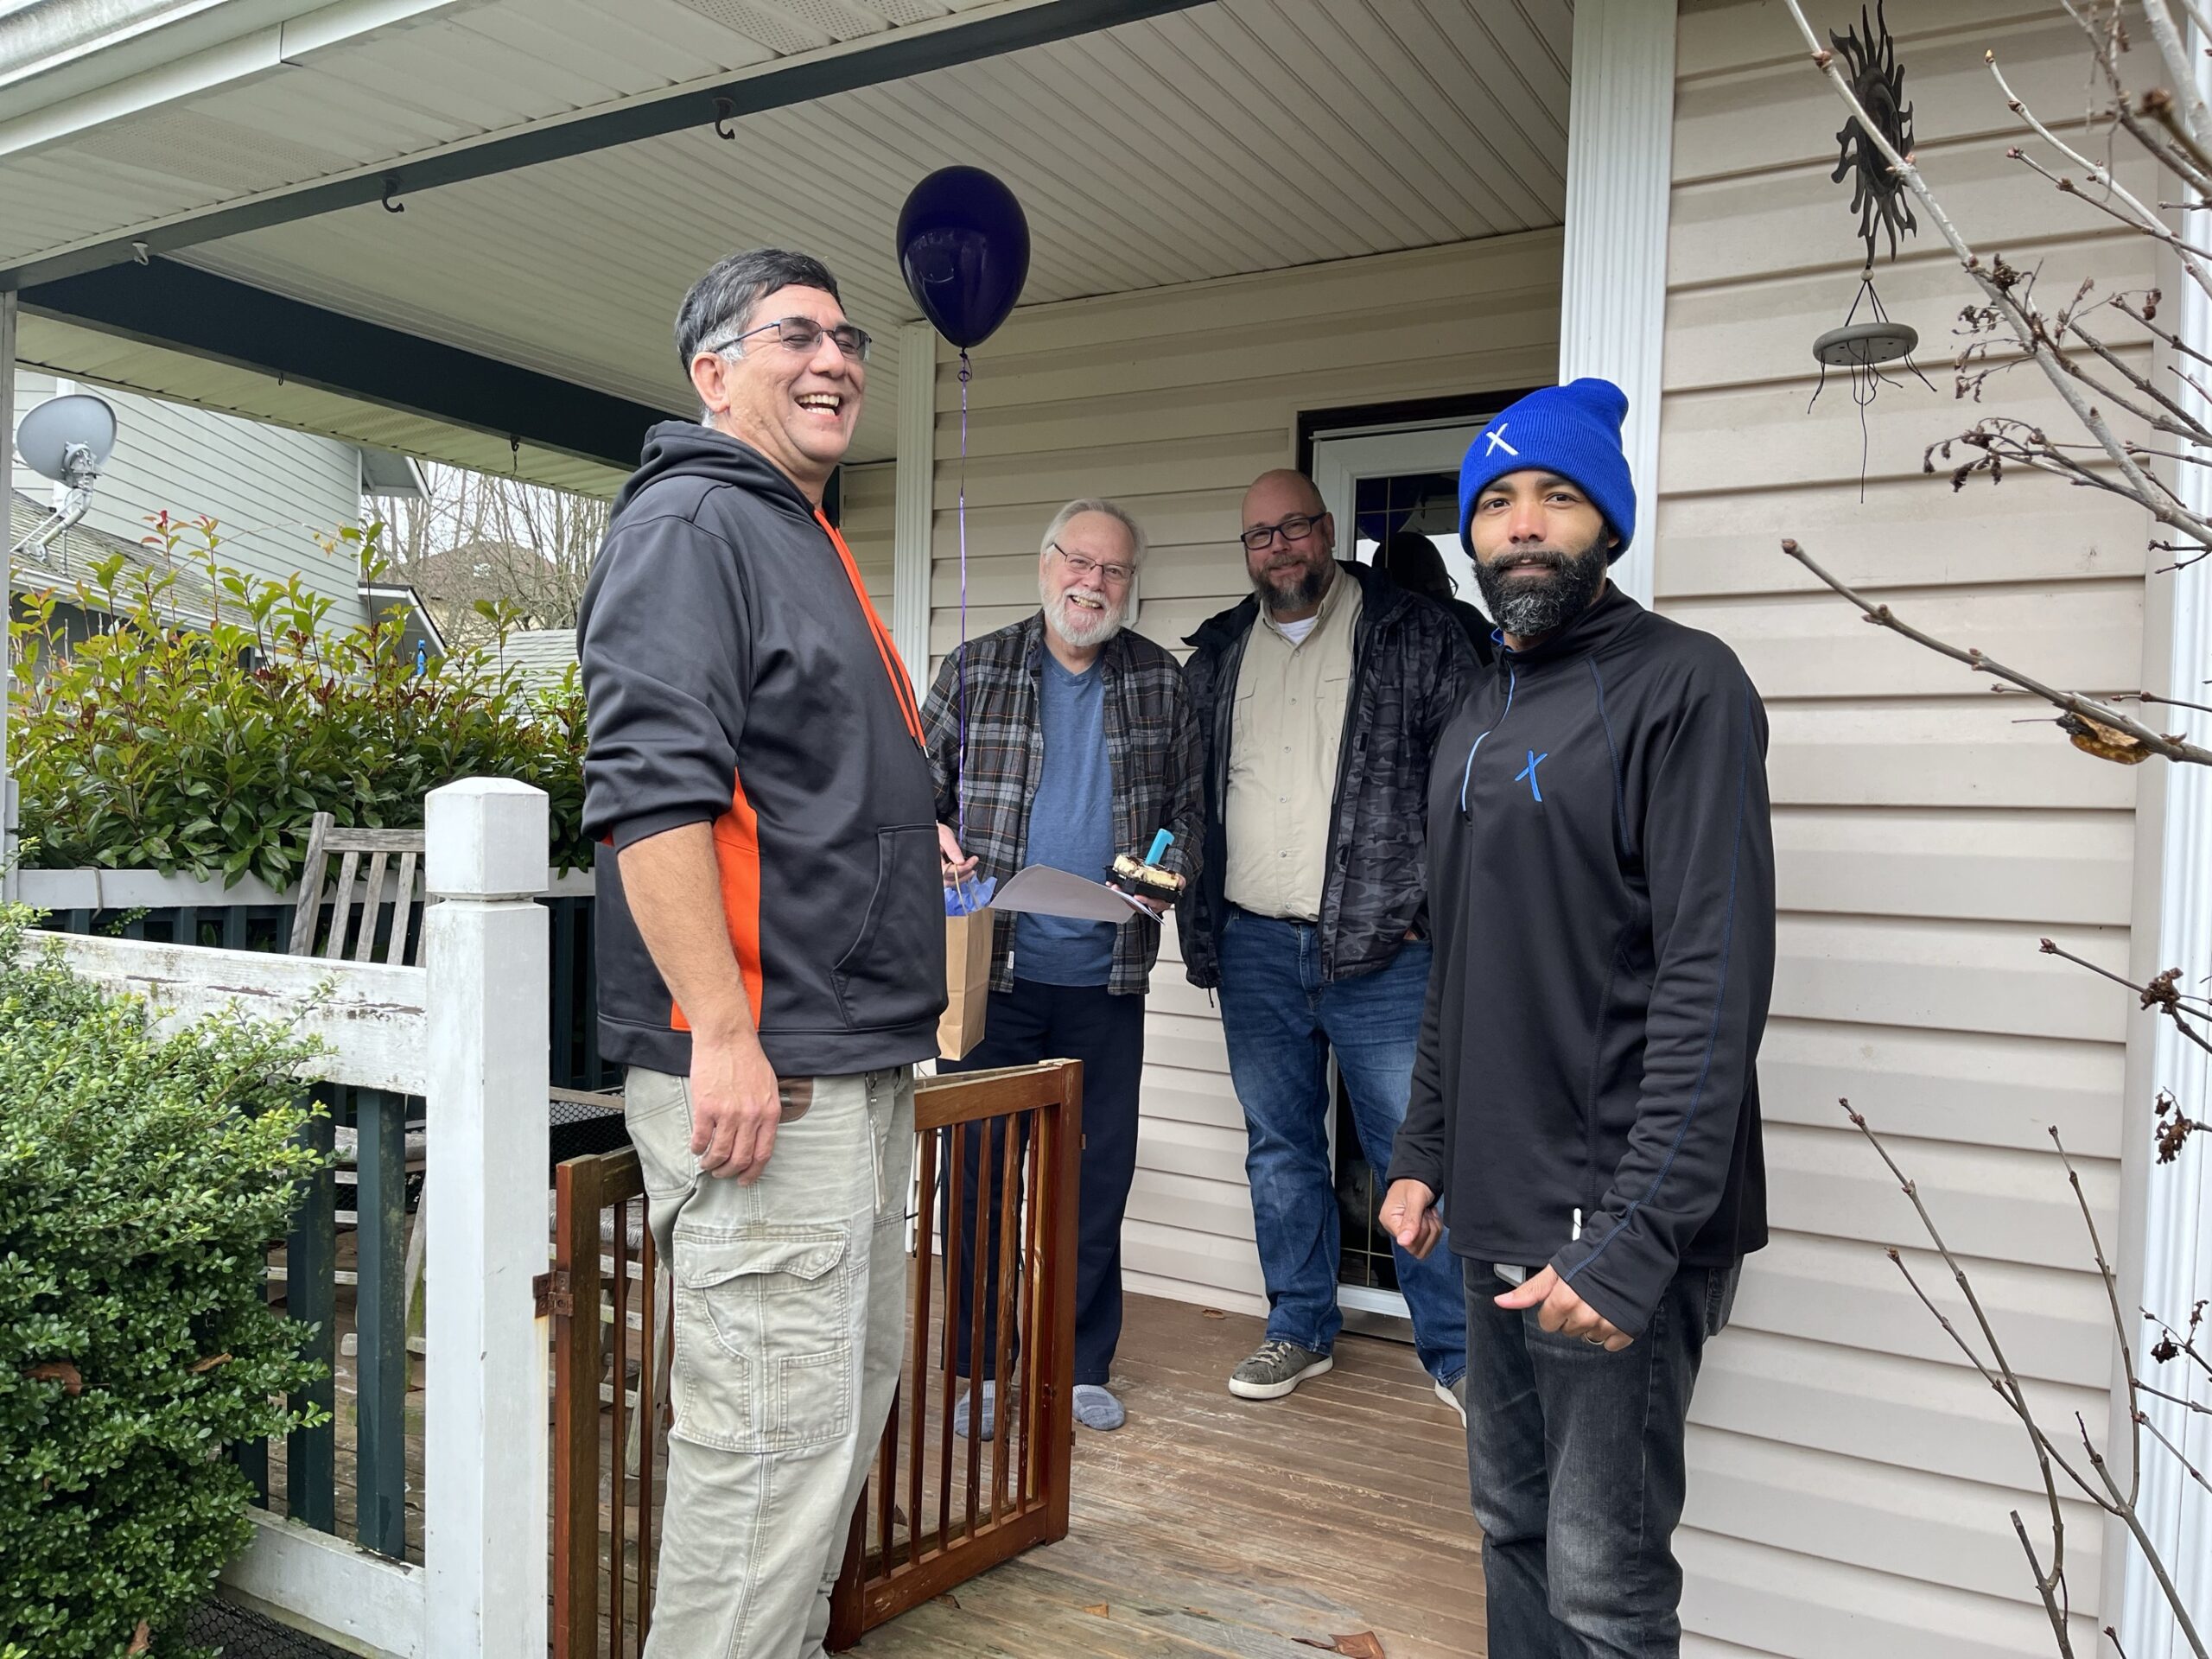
[832,823,944,1033]
[668,1227,855,1454]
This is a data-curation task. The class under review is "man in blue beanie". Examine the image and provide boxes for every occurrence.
[1381,378,1775,1655]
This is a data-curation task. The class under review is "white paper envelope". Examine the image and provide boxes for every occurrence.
[988,863,1153,923]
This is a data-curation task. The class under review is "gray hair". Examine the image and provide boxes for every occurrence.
[675,249,843,416]
[1039,498,1147,568]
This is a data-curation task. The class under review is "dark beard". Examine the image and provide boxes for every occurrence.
[1473,542,1608,639]
[1258,559,1331,615]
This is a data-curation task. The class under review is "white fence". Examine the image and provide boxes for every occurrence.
[43,778,552,1659]
[16,862,594,911]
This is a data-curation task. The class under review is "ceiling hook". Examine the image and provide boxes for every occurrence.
[381,175,405,213]
[714,97,736,140]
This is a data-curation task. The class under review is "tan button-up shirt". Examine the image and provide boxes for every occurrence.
[1224,569,1363,921]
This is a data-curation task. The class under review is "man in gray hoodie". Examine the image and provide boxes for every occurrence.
[579,248,942,1659]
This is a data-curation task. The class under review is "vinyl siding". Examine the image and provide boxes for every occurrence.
[16,372,368,628]
[841,458,895,613]
[921,234,1563,1312]
[1664,2,2137,1651]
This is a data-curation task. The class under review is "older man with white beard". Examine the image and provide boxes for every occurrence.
[922,499,1204,1434]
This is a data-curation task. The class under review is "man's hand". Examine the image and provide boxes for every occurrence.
[1380,1178,1443,1260]
[688,1029,783,1183]
[1497,1266,1633,1351]
[938,822,979,887]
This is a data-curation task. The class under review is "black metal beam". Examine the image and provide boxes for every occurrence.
[20,259,674,471]
[0,0,1211,292]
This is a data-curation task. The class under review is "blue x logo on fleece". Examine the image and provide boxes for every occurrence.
[1516,749,1548,803]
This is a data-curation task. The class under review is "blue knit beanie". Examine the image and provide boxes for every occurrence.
[1459,378,1635,562]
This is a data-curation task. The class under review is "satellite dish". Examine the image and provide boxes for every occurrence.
[16,392,118,487]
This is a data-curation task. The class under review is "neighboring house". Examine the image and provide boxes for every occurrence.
[0,2,2202,1654]
[9,372,439,647]
[495,626,577,695]
[7,485,216,639]
[394,537,560,644]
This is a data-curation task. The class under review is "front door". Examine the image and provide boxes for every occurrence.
[1309,419,1490,1338]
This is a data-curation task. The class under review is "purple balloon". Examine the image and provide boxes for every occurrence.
[897,166,1031,350]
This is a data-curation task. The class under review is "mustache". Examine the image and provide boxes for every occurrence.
[1489,548,1570,572]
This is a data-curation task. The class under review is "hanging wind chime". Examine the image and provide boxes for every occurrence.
[1809,1,1934,494]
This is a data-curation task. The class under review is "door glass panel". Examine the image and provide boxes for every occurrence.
[1310,423,1490,1326]
[1351,469,1485,621]
[1334,1082,1399,1294]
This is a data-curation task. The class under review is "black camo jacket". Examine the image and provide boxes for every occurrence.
[1177,560,1482,990]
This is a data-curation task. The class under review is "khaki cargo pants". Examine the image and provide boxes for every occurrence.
[626,1064,913,1659]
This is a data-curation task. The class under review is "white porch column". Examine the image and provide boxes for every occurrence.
[422,777,549,1659]
[893,320,937,694]
[2115,74,2212,1644]
[1558,0,1676,608]
[2,288,16,897]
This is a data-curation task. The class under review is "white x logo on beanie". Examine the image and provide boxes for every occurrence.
[1485,424,1519,457]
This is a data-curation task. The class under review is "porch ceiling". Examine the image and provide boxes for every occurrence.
[5,0,1571,480]
[0,0,1035,273]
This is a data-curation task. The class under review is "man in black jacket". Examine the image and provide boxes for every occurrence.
[1179,468,1476,1414]
[1383,379,1773,1656]
[579,249,940,1659]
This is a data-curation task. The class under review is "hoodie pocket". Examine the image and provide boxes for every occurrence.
[832,823,944,1032]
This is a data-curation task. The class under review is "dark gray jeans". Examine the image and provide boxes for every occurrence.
[1461,1256,1738,1658]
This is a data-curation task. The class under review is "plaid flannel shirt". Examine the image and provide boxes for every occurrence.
[920,612,1205,996]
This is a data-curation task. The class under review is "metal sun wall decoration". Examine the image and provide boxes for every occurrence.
[1809,2,1931,494]
[1830,0,1917,264]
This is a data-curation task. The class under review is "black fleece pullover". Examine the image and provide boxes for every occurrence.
[1387,583,1774,1337]
[578,423,944,1079]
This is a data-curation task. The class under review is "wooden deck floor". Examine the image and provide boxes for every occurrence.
[287,1284,1484,1657]
[848,1294,1486,1659]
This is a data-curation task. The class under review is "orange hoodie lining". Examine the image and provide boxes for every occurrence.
[817,508,926,747]
[670,770,766,1036]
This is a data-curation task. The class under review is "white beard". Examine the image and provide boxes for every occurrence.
[1041,578,1125,650]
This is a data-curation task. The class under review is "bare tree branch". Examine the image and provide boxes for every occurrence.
[2050,1126,2142,1506]
[1781,538,2212,766]
[1845,1102,2107,1542]
[2134,1408,2212,1497]
[2014,1510,2078,1656]
[2038,939,2212,1055]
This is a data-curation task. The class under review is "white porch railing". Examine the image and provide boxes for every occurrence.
[43,777,551,1659]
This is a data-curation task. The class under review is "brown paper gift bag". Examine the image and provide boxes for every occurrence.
[939,907,995,1060]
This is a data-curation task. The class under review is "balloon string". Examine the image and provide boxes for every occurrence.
[957,348,972,849]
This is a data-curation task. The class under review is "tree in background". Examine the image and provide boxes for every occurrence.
[1780,1,2210,1650]
[373,466,609,650]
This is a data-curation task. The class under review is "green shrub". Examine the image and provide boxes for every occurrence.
[9,515,588,887]
[0,906,326,1656]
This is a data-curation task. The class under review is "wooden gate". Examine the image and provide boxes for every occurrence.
[550,1060,1083,1657]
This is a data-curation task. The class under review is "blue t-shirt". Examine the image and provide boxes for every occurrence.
[1012,652,1117,987]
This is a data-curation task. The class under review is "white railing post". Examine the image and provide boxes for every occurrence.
[422,777,548,1659]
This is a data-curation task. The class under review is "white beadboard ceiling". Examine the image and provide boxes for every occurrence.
[6,0,1572,480]
[0,0,1019,268]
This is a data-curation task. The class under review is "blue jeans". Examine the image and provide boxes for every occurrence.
[1463,1256,1738,1657]
[1217,910,1466,1385]
[938,979,1146,1387]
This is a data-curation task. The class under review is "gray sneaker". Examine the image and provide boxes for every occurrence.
[1227,1338,1332,1400]
[1436,1374,1467,1427]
